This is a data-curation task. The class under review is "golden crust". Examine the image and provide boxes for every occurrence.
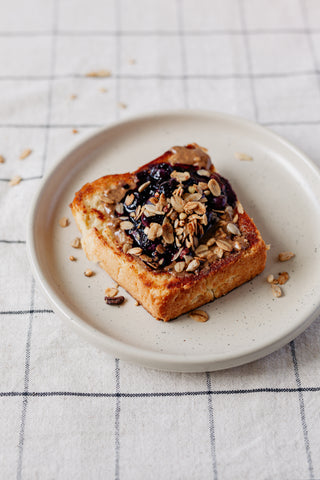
[70,149,267,321]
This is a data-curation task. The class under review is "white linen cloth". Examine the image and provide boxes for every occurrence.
[1,0,320,478]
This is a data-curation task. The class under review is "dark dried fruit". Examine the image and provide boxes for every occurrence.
[105,295,125,305]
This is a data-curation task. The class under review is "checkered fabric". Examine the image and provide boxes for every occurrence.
[1,0,320,478]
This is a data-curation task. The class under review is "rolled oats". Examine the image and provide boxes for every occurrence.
[208,178,221,196]
[189,310,209,322]
[9,175,22,186]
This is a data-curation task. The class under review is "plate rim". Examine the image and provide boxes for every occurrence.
[27,109,320,372]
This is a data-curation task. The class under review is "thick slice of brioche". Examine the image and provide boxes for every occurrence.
[71,145,267,321]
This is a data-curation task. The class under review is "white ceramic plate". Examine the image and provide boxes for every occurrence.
[27,110,320,372]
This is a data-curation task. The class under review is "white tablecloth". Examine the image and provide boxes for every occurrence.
[1,0,320,478]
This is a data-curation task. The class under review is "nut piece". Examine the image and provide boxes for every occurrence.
[20,148,32,160]
[267,274,274,284]
[189,310,209,322]
[69,255,76,261]
[84,269,94,277]
[105,295,125,305]
[59,217,69,228]
[9,175,22,186]
[278,272,289,285]
[0,155,5,163]
[278,251,295,262]
[71,237,81,248]
[271,284,282,298]
[105,287,118,297]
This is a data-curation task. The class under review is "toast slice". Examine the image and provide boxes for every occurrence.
[71,144,267,321]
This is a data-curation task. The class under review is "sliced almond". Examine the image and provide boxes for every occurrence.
[278,251,295,262]
[208,178,221,196]
[189,310,209,322]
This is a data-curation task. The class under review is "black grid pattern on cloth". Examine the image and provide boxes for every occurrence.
[0,0,320,479]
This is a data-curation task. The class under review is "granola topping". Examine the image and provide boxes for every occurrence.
[104,145,248,274]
